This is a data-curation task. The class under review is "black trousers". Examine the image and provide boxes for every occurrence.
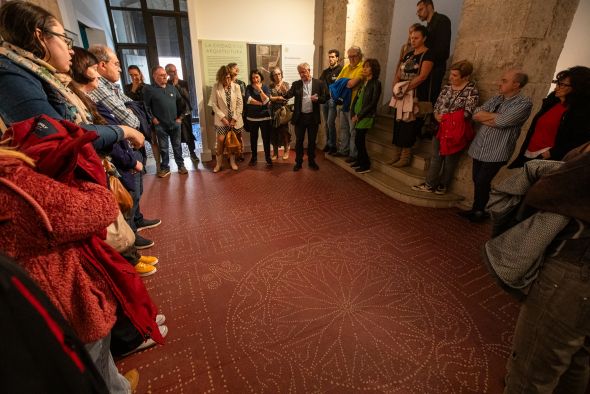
[110,308,144,356]
[294,113,318,165]
[471,159,506,211]
[247,119,272,161]
[354,128,370,169]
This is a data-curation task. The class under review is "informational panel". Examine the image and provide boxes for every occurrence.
[200,40,248,86]
[281,44,315,85]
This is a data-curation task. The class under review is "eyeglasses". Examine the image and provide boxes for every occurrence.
[552,79,572,88]
[44,30,73,49]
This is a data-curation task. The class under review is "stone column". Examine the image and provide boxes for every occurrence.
[321,0,348,68]
[449,0,580,204]
[343,0,395,81]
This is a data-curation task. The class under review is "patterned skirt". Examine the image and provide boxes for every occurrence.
[215,126,244,136]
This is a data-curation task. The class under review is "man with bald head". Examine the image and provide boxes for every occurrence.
[463,68,533,222]
[144,66,187,177]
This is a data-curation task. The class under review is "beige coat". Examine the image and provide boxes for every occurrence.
[208,82,243,128]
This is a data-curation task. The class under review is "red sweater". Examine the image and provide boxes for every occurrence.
[0,158,119,342]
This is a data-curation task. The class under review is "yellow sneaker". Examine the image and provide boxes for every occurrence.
[124,369,139,392]
[135,262,157,277]
[138,255,159,266]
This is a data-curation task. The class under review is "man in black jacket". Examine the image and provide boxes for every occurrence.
[417,0,451,104]
[283,63,328,171]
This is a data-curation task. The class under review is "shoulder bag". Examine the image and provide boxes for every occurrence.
[102,158,133,215]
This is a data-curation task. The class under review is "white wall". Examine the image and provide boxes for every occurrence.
[552,0,590,81]
[58,0,114,48]
[188,0,316,160]
[383,0,464,103]
[193,0,315,44]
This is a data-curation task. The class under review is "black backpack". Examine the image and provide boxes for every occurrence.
[0,253,108,394]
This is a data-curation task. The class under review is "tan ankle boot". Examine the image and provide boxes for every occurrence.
[214,145,223,173]
[387,145,402,165]
[229,154,238,170]
[392,148,412,168]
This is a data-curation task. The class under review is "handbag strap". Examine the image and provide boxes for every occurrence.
[447,82,470,111]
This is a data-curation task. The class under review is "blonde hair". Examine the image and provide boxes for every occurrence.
[0,145,36,167]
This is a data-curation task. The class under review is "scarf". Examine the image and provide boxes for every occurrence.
[0,41,90,124]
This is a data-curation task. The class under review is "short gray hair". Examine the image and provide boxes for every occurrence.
[297,63,310,71]
[88,44,111,63]
[347,46,363,59]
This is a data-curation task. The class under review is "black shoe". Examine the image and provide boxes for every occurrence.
[332,152,345,157]
[323,145,331,152]
[350,162,361,168]
[136,218,162,232]
[344,156,356,163]
[328,148,337,155]
[468,210,490,223]
[248,159,257,166]
[293,163,302,172]
[355,167,371,174]
[190,153,200,163]
[309,162,319,171]
[135,234,155,249]
[458,209,474,218]
[266,160,273,168]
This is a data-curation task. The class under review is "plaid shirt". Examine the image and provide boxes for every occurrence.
[88,77,140,128]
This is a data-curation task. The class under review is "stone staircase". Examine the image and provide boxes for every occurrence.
[324,114,464,208]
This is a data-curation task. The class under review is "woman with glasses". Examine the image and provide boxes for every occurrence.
[269,66,292,160]
[510,66,590,167]
[208,65,244,172]
[0,1,144,150]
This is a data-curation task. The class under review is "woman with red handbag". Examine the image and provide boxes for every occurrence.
[412,60,479,195]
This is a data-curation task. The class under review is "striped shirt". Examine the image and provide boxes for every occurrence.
[88,77,140,128]
[468,94,532,162]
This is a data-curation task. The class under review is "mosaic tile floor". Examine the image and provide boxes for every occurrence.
[118,151,518,393]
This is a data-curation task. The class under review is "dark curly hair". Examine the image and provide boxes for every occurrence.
[249,69,264,84]
[363,58,381,80]
[0,1,58,60]
[555,66,590,108]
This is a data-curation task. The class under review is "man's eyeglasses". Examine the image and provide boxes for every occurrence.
[552,79,572,88]
[44,30,73,49]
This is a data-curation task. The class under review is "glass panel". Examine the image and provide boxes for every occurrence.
[120,48,151,85]
[112,10,147,44]
[153,16,180,64]
[179,0,187,12]
[146,0,174,10]
[109,0,141,8]
[181,17,198,118]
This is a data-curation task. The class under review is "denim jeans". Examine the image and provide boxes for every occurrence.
[505,257,590,393]
[425,137,462,188]
[321,99,338,150]
[85,334,130,394]
[155,123,183,170]
[337,111,356,158]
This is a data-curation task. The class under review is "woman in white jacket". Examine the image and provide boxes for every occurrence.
[208,65,244,172]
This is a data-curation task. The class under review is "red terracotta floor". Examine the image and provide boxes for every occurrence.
[117,151,519,393]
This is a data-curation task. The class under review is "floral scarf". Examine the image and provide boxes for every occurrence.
[0,41,90,124]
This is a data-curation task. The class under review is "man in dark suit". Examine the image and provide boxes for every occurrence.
[283,63,328,171]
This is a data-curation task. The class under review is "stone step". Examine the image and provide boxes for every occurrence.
[366,136,430,172]
[325,154,464,208]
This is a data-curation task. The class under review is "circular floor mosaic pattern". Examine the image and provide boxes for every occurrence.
[226,237,489,392]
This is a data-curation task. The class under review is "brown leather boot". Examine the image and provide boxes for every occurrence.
[392,148,412,168]
[387,145,402,165]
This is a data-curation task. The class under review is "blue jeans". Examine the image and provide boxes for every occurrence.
[85,334,129,394]
[337,110,356,158]
[425,137,462,188]
[155,123,183,170]
[321,99,338,150]
[505,257,590,393]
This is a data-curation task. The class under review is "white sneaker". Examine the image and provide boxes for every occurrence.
[155,314,166,326]
[121,325,168,357]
